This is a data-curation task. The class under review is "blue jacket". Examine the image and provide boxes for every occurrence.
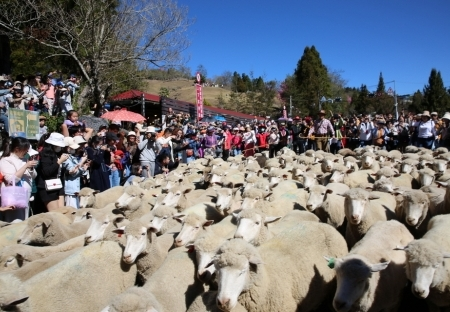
[62,155,86,195]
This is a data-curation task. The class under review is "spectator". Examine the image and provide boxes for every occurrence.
[439,112,450,148]
[0,137,37,221]
[201,126,217,158]
[39,115,48,138]
[41,75,55,114]
[415,111,436,149]
[123,131,138,178]
[138,126,157,177]
[231,127,242,156]
[243,125,256,158]
[330,113,345,154]
[156,128,175,162]
[222,126,232,161]
[61,137,88,208]
[154,153,170,175]
[308,110,335,151]
[358,114,374,147]
[268,127,279,158]
[123,163,149,186]
[85,135,111,192]
[65,74,80,111]
[185,132,200,163]
[372,120,388,148]
[36,133,68,211]
[61,110,93,140]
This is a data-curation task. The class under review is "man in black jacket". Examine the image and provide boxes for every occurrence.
[291,116,306,154]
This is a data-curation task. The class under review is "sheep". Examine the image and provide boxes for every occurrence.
[187,291,247,312]
[0,235,85,272]
[342,170,376,188]
[325,220,414,312]
[240,188,271,210]
[84,210,129,245]
[243,175,269,192]
[374,167,417,189]
[267,168,292,188]
[155,186,201,211]
[173,213,236,247]
[214,187,243,216]
[22,241,137,312]
[360,152,380,171]
[431,159,450,175]
[0,221,28,249]
[208,168,243,187]
[418,167,437,187]
[160,174,184,193]
[434,147,449,156]
[305,184,347,234]
[101,286,163,312]
[296,154,316,166]
[375,149,389,162]
[419,153,435,168]
[0,274,29,311]
[114,185,152,220]
[233,209,319,246]
[113,218,174,283]
[338,148,356,157]
[145,205,180,235]
[79,186,124,208]
[400,158,419,174]
[436,151,450,162]
[405,145,419,153]
[343,156,359,172]
[395,189,432,238]
[342,188,397,248]
[398,214,450,311]
[387,149,402,161]
[17,212,91,246]
[213,223,348,312]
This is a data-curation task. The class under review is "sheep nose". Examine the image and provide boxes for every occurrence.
[17,238,21,243]
[407,217,415,223]
[334,299,347,311]
[217,297,230,309]
[85,235,91,243]
[123,254,132,262]
[351,214,359,220]
[306,204,313,211]
[329,179,335,183]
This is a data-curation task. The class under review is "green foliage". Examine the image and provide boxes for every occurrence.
[422,68,450,114]
[294,46,331,109]
[203,98,211,106]
[159,87,170,97]
[409,90,423,114]
[41,113,65,133]
[376,72,385,95]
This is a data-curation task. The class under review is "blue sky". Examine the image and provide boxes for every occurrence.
[177,0,450,96]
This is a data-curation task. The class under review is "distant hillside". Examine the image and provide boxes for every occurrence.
[144,79,232,106]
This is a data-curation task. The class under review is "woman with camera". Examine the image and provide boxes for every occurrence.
[85,135,111,192]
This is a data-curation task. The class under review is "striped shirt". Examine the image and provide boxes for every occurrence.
[308,118,335,137]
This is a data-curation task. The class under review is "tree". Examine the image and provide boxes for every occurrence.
[0,0,192,107]
[294,46,331,109]
[376,72,385,96]
[422,68,450,114]
[159,87,170,98]
[353,84,370,114]
[195,64,207,83]
[409,90,423,114]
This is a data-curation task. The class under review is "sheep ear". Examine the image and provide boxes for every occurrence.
[264,216,281,225]
[270,183,278,189]
[112,227,125,235]
[185,243,194,249]
[369,194,380,200]
[232,211,240,220]
[93,190,100,195]
[326,189,333,194]
[233,183,244,189]
[282,174,289,179]
[248,254,263,266]
[263,192,272,199]
[346,169,354,174]
[42,219,52,228]
[393,173,401,177]
[442,252,450,258]
[394,245,408,251]
[370,261,390,272]
[202,220,214,228]
[436,181,448,187]
[183,188,193,194]
[3,296,29,308]
[173,214,186,223]
[112,216,126,226]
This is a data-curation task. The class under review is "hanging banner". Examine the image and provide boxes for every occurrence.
[8,108,39,140]
[196,72,203,120]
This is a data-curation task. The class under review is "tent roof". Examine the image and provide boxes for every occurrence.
[111,90,160,102]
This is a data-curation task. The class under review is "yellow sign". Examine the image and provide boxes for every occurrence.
[8,108,40,140]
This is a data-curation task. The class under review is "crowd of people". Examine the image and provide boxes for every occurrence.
[1,72,450,223]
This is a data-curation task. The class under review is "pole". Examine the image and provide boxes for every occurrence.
[394,80,398,120]
[141,93,145,118]
[289,96,292,117]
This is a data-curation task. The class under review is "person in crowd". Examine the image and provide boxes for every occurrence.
[8,88,28,110]
[61,110,93,139]
[268,126,279,158]
[39,115,48,138]
[330,113,345,154]
[123,163,150,186]
[395,116,410,152]
[231,127,242,156]
[154,153,171,175]
[41,75,55,114]
[415,111,436,149]
[277,122,289,154]
[104,132,121,187]
[438,112,450,148]
[372,120,388,149]
[65,74,80,112]
[61,137,89,208]
[409,114,421,146]
[201,126,217,158]
[156,128,175,162]
[85,135,111,192]
[290,117,303,155]
[171,127,189,163]
[242,125,256,157]
[185,132,200,163]
[222,126,232,161]
[358,114,374,147]
[431,112,440,149]
[0,137,37,221]
[138,126,157,177]
[256,124,269,154]
[385,120,398,151]
[36,133,68,211]
[123,131,138,178]
[308,110,335,151]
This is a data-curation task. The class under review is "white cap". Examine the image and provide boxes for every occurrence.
[73,136,87,144]
[27,148,38,157]
[127,131,137,137]
[146,126,156,133]
[64,137,80,149]
[45,133,66,147]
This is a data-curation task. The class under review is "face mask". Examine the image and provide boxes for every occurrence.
[54,146,62,153]
[68,148,76,155]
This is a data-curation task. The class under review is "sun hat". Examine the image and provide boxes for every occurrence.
[422,111,431,117]
[442,112,450,120]
[431,112,438,116]
[64,137,80,149]
[45,133,66,147]
[27,148,38,157]
[318,110,326,115]
[39,115,47,120]
[135,123,147,132]
[145,126,156,133]
[73,136,87,144]
[127,131,136,137]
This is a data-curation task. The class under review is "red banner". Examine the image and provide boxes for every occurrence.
[196,83,203,120]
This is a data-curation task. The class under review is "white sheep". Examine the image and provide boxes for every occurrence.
[114,185,152,220]
[325,220,414,312]
[418,167,437,187]
[0,221,28,249]
[101,286,163,312]
[398,214,450,311]
[113,218,174,283]
[79,186,124,208]
[360,152,380,171]
[214,187,243,216]
[84,210,128,245]
[213,222,348,311]
[146,205,180,235]
[0,274,29,310]
[17,212,90,246]
[22,241,137,311]
[396,189,432,238]
[187,291,247,312]
[342,188,397,248]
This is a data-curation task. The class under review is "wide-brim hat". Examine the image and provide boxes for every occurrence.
[127,131,136,137]
[318,110,326,115]
[422,111,431,117]
[442,112,450,120]
[45,132,66,147]
[377,119,386,125]
[73,136,87,144]
[39,115,47,120]
[145,126,156,133]
[64,137,80,149]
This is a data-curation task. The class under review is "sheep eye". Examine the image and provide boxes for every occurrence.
[195,226,200,229]
[163,216,167,220]
[103,221,108,225]
[255,222,260,225]
[6,257,14,263]
[239,269,246,276]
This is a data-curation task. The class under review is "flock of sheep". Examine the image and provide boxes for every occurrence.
[1,145,450,311]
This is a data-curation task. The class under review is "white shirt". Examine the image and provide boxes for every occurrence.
[415,120,436,138]
[359,121,374,141]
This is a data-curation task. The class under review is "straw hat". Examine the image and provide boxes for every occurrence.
[318,110,326,115]
[145,126,156,133]
[422,111,431,117]
[45,133,66,147]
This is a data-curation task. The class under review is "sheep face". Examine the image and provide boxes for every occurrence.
[161,177,183,193]
[268,174,288,189]
[159,188,192,210]
[329,170,347,184]
[148,207,176,234]
[115,186,145,210]
[209,172,225,186]
[117,222,150,264]
[17,218,50,245]
[233,211,279,244]
[433,160,448,174]
[241,192,270,210]
[72,208,92,223]
[321,158,335,173]
[173,214,213,247]
[343,189,379,225]
[302,172,319,190]
[419,171,435,187]
[306,186,330,212]
[79,191,97,208]
[404,240,450,299]
[0,250,21,271]
[329,256,389,312]
[361,155,375,169]
[401,162,415,174]
[85,213,125,244]
[215,188,235,215]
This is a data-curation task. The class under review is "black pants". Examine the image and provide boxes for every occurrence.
[269,144,277,158]
[293,139,307,154]
[222,149,230,161]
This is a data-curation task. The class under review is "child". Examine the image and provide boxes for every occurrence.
[61,137,89,208]
[61,110,93,140]
[39,115,48,138]
[123,163,149,186]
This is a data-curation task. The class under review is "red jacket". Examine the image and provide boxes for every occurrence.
[256,132,269,148]
[231,134,242,147]
[223,131,232,150]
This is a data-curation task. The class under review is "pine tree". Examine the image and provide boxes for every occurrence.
[422,69,450,114]
[294,46,331,111]
[376,72,385,96]
[409,90,423,114]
